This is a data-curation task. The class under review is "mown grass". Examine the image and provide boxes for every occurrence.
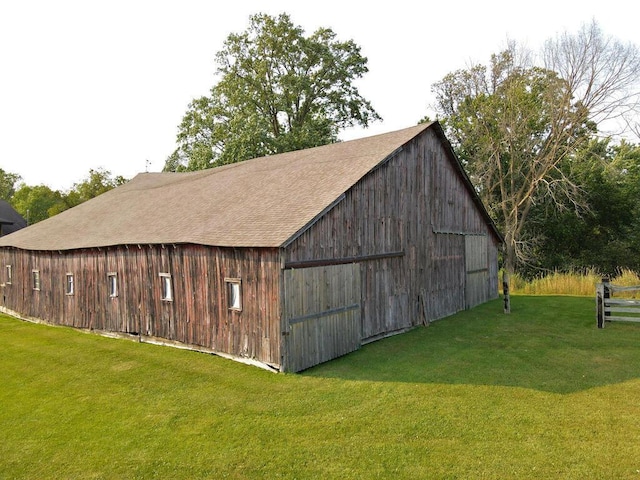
[2,296,640,479]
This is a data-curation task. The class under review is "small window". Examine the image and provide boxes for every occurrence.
[6,265,12,285]
[65,273,74,295]
[108,273,118,298]
[32,270,40,291]
[160,273,173,301]
[225,278,242,311]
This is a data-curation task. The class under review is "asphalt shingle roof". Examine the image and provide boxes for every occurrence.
[0,123,433,251]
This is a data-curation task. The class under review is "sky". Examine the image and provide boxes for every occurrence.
[1,0,639,191]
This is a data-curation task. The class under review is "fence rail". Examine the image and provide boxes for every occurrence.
[596,279,640,328]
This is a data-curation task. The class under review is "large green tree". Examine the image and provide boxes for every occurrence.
[526,139,640,276]
[164,13,381,172]
[11,184,67,224]
[0,168,21,201]
[430,22,640,277]
[10,168,127,224]
[64,168,127,208]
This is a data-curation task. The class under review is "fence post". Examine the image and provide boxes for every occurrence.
[603,277,611,323]
[596,282,605,328]
[503,271,510,314]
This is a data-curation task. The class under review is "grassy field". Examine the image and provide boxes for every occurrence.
[2,295,640,479]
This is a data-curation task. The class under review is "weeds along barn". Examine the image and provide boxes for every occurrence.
[0,122,502,372]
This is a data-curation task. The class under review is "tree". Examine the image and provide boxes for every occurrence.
[526,139,640,276]
[11,184,67,224]
[164,13,381,172]
[430,22,640,278]
[10,169,127,224]
[0,168,21,201]
[65,168,127,207]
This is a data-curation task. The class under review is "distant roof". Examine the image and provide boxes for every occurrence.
[0,200,27,237]
[0,122,500,251]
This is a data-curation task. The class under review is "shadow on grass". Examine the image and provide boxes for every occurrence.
[302,296,640,394]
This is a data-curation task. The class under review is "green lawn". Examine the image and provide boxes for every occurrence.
[2,296,640,479]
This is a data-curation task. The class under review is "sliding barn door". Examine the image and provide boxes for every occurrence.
[465,234,489,309]
[283,263,361,372]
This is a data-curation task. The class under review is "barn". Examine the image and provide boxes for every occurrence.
[0,121,502,372]
[0,199,27,237]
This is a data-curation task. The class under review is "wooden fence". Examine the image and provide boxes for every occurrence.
[596,279,640,328]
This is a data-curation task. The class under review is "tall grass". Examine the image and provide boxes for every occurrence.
[509,268,640,296]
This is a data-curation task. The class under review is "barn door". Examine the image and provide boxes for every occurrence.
[465,234,489,309]
[283,263,361,372]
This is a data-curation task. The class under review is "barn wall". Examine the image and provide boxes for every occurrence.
[285,128,500,341]
[0,245,282,368]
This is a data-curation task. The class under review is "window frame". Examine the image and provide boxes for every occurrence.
[32,269,40,291]
[5,265,12,285]
[107,272,118,298]
[225,277,242,311]
[65,273,74,296]
[159,273,173,302]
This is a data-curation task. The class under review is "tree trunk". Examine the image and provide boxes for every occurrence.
[502,270,511,314]
[502,233,516,314]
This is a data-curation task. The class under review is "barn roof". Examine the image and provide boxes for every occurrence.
[0,200,27,237]
[0,122,502,251]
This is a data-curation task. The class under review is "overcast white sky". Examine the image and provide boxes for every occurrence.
[1,0,639,191]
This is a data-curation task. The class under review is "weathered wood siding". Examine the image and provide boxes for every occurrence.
[0,245,281,368]
[285,128,500,341]
[427,233,465,321]
[283,264,361,372]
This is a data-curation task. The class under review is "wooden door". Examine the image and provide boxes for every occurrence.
[465,234,489,309]
[283,263,361,372]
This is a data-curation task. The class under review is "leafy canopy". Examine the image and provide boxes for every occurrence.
[65,168,127,208]
[164,13,381,172]
[10,168,127,224]
[0,168,21,201]
[11,184,67,224]
[525,139,640,276]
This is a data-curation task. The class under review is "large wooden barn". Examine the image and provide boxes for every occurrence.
[0,122,502,372]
